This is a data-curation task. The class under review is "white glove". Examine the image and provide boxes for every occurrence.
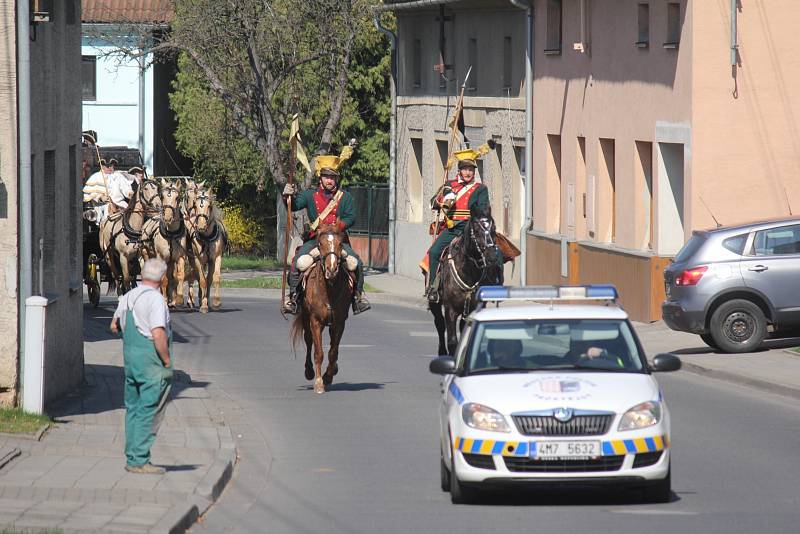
[283,183,297,196]
[443,192,456,202]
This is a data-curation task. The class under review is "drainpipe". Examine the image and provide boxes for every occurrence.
[510,0,533,284]
[730,0,738,67]
[374,12,397,274]
[18,0,33,401]
[138,56,146,169]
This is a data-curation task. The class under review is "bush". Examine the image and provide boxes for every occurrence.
[222,203,264,255]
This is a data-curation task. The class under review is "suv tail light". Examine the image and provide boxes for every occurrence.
[675,266,708,286]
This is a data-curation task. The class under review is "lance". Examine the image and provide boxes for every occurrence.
[280,118,299,314]
[430,66,472,255]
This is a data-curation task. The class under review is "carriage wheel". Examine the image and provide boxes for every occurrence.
[88,280,101,307]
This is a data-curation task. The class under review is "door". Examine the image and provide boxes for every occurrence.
[740,224,800,326]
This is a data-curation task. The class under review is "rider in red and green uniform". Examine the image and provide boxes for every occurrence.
[281,166,371,315]
[425,156,492,303]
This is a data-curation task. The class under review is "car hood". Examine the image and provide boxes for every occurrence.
[456,372,661,414]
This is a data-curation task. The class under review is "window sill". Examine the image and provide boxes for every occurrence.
[662,42,679,49]
[635,41,649,49]
[544,48,562,56]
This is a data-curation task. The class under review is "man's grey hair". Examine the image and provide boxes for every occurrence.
[142,258,168,282]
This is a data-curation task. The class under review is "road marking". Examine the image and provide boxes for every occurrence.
[384,319,430,324]
[409,331,438,338]
[612,510,698,516]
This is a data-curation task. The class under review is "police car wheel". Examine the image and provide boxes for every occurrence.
[440,454,450,492]
[642,466,671,504]
[450,436,479,504]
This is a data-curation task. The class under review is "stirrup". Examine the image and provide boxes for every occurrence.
[426,286,441,303]
[281,297,299,315]
[352,295,371,315]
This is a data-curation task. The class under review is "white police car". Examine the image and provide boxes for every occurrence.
[429,285,681,504]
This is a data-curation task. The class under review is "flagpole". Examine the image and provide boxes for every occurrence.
[430,67,471,250]
[281,124,298,312]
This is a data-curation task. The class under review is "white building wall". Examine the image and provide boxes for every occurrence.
[82,34,154,173]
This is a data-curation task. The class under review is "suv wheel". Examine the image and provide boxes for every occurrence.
[710,299,766,353]
[699,333,719,350]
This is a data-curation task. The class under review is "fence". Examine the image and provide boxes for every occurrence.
[347,184,389,270]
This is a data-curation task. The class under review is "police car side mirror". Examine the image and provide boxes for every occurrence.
[429,356,456,375]
[650,353,682,373]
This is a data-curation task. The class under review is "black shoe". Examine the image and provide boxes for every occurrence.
[352,294,371,315]
[426,286,440,304]
[281,296,299,315]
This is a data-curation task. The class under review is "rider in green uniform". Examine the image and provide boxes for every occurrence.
[281,148,371,315]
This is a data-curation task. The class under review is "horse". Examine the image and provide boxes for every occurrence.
[290,224,353,394]
[429,204,504,355]
[100,177,162,294]
[188,187,227,313]
[141,178,189,307]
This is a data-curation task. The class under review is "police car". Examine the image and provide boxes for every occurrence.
[429,285,681,504]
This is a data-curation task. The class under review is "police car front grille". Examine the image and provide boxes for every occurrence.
[512,415,613,436]
[462,453,496,470]
[503,455,624,473]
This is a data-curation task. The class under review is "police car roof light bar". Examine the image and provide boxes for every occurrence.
[477,284,619,303]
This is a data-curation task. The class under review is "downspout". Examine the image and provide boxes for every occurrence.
[18,0,33,400]
[730,0,738,67]
[510,0,533,284]
[138,56,146,168]
[374,12,397,274]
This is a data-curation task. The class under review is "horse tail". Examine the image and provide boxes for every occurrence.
[290,306,305,348]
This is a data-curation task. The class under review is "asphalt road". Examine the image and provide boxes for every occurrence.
[154,293,800,534]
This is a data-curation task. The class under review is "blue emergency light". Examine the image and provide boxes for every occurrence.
[477,284,619,303]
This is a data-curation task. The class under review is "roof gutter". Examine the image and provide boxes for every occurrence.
[509,0,533,284]
[374,0,463,13]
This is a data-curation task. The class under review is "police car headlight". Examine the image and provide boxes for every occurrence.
[462,403,511,433]
[618,401,662,431]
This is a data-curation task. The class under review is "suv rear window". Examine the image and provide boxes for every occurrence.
[674,234,706,263]
[722,233,748,255]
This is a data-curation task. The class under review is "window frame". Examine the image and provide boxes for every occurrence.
[664,2,681,49]
[545,0,563,55]
[749,225,800,257]
[636,2,650,48]
[81,55,97,101]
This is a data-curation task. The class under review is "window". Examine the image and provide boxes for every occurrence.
[665,2,681,48]
[44,150,56,291]
[722,234,748,255]
[635,141,653,249]
[412,39,422,88]
[752,225,800,256]
[502,36,512,90]
[408,137,424,222]
[467,38,477,91]
[82,56,96,101]
[546,0,562,54]
[436,140,448,175]
[66,0,76,25]
[637,3,649,47]
[599,138,615,243]
[546,134,561,234]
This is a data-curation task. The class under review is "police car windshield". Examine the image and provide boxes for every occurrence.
[465,319,645,374]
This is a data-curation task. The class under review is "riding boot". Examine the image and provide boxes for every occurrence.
[352,267,371,315]
[426,271,441,303]
[281,269,301,315]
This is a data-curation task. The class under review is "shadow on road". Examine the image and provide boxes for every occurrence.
[297,382,388,393]
[463,486,682,507]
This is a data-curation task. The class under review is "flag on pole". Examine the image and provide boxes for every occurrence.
[290,114,312,173]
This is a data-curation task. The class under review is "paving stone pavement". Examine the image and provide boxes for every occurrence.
[0,333,236,533]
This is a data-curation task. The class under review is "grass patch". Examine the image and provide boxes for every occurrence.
[221,276,382,293]
[222,254,281,271]
[0,407,51,435]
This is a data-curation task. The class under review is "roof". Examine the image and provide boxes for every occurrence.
[82,0,174,24]
[472,304,629,322]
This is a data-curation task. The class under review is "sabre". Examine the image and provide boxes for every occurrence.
[430,66,472,259]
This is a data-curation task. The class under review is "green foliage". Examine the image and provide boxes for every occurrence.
[222,254,281,271]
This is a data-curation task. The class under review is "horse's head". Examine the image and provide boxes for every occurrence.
[139,178,161,213]
[468,204,501,269]
[316,223,344,282]
[160,178,182,225]
[185,179,204,214]
[193,187,214,233]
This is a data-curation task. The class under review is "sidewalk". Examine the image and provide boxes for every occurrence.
[0,334,236,533]
[365,272,800,399]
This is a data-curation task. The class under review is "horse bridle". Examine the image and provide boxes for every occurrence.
[160,183,181,221]
[467,216,499,270]
[317,230,342,278]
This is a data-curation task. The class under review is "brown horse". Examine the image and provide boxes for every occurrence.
[291,224,353,394]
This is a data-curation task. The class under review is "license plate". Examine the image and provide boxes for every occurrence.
[532,441,601,459]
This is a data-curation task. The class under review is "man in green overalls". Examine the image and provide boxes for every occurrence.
[110,258,173,474]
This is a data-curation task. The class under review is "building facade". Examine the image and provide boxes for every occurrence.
[527,0,800,321]
[388,0,528,281]
[0,1,84,404]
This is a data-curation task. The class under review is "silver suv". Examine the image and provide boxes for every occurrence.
[662,217,800,353]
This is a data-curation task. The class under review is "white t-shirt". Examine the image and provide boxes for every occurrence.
[113,286,170,340]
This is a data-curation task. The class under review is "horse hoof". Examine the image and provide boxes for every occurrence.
[200,306,209,314]
[322,374,333,386]
[304,367,315,381]
[314,378,325,394]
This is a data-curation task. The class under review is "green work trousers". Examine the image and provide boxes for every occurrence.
[292,238,365,292]
[123,308,173,468]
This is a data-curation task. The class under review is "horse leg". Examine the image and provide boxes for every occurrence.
[304,317,314,381]
[194,254,209,313]
[211,247,223,310]
[444,306,460,356]
[174,253,186,307]
[323,322,345,386]
[430,302,448,356]
[310,318,326,394]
